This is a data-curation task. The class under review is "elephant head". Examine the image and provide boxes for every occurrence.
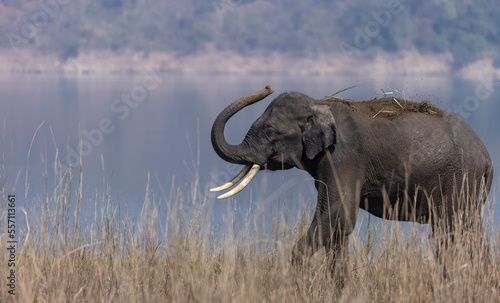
[211,86,336,198]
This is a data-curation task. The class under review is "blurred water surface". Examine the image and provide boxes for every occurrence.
[1,74,498,238]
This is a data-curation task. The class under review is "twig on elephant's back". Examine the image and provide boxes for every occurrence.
[372,110,394,119]
[379,89,393,95]
[372,110,383,119]
[392,98,404,109]
[322,85,357,100]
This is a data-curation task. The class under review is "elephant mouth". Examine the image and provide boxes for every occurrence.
[210,164,260,199]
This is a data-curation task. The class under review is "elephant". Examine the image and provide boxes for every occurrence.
[210,86,493,273]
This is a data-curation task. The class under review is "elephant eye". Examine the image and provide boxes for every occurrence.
[306,116,314,125]
[300,116,313,131]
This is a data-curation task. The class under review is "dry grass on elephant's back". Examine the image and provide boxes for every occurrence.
[1,166,498,302]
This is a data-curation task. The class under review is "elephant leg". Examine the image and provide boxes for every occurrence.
[460,173,488,260]
[325,234,349,286]
[428,190,455,279]
[428,174,485,278]
[430,208,487,279]
[323,207,356,282]
[292,159,360,272]
[292,198,357,278]
[431,172,486,261]
[292,218,323,267]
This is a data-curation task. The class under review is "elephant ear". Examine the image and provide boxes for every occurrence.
[302,105,336,160]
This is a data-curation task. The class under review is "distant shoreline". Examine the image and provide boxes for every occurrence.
[1,50,499,79]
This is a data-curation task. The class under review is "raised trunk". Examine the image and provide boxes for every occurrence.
[211,86,274,164]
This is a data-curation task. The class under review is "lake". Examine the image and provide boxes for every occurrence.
[1,73,499,238]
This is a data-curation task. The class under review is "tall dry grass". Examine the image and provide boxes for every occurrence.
[0,157,499,302]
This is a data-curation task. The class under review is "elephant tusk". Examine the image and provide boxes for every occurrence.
[210,165,252,192]
[216,164,260,199]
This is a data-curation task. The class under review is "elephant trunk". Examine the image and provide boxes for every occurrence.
[211,86,274,164]
[210,86,274,199]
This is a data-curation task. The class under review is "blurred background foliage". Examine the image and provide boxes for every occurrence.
[1,0,499,68]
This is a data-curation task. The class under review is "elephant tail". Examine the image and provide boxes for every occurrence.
[480,164,494,206]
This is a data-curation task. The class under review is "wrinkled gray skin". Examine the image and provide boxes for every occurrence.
[211,86,493,271]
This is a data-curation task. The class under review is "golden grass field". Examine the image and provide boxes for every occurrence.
[1,158,499,303]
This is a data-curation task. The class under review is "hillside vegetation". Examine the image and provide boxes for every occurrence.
[2,0,500,69]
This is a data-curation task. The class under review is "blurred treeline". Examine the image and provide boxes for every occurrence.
[2,0,499,68]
